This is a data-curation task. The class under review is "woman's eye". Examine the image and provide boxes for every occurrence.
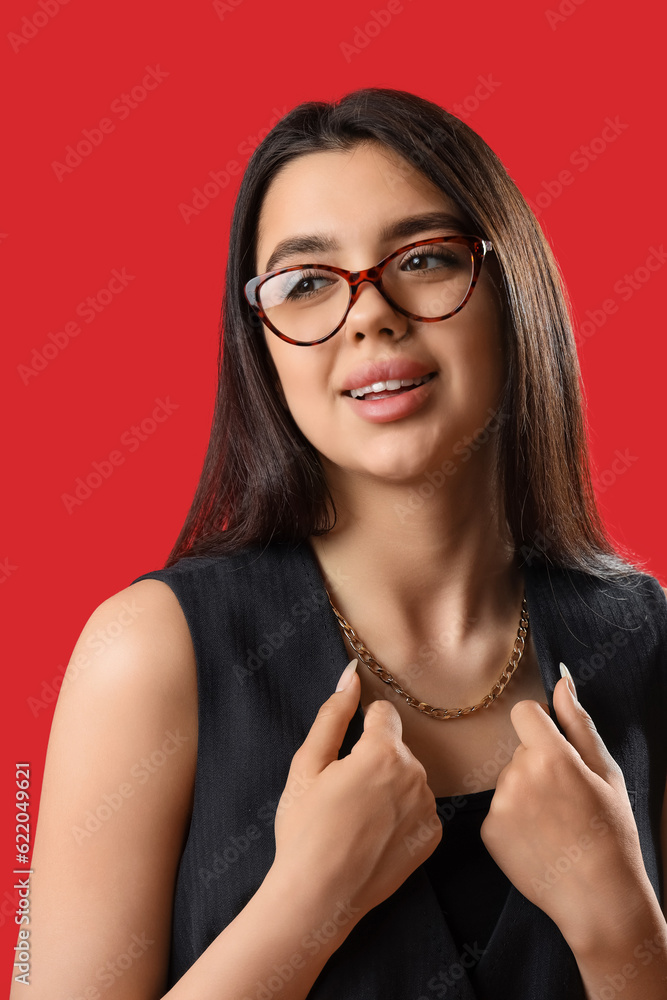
[287,274,332,298]
[403,252,445,271]
[401,247,463,273]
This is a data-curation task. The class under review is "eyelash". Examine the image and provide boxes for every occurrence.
[398,245,456,267]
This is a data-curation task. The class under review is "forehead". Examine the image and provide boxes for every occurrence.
[255,142,462,271]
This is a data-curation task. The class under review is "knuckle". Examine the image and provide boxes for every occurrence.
[409,748,428,775]
[364,738,406,777]
[290,744,308,769]
[368,698,398,718]
[606,756,624,782]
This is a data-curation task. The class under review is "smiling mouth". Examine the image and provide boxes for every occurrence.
[343,371,437,401]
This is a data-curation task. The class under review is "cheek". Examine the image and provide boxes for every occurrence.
[282,379,331,434]
[264,332,333,428]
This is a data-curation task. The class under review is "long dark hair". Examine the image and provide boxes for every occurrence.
[162,87,644,579]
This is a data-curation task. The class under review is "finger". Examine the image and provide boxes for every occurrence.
[509,698,561,749]
[359,697,404,745]
[295,662,361,778]
[351,697,406,763]
[552,669,621,783]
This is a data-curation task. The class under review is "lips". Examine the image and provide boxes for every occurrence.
[347,372,437,400]
[341,370,437,423]
[340,359,439,396]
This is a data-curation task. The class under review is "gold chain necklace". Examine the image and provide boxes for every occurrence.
[324,589,529,720]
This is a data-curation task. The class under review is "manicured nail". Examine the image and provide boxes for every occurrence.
[559,661,577,700]
[336,659,358,692]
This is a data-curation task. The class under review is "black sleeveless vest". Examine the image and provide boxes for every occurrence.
[131,539,667,999]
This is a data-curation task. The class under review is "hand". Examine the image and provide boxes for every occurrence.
[480,668,649,953]
[272,660,442,919]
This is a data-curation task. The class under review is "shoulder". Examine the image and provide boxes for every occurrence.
[540,561,667,643]
[583,564,667,629]
[51,575,199,800]
[55,575,199,830]
[67,576,197,696]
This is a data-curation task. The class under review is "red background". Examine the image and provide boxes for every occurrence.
[2,0,665,981]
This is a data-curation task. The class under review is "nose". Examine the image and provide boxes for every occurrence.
[344,279,409,339]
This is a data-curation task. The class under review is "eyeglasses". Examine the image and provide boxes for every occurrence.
[244,234,494,346]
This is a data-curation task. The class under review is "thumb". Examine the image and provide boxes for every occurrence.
[296,659,361,778]
[359,696,404,744]
[352,692,405,759]
[553,663,620,784]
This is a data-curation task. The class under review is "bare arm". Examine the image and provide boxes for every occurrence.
[9,581,436,999]
[162,862,363,999]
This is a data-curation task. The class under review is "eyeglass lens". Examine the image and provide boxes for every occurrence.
[257,241,475,343]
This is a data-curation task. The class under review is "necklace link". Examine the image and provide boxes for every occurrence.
[325,591,529,720]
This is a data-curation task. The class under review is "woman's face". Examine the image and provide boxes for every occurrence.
[254,141,506,485]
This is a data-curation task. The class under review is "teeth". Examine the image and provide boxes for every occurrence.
[349,374,433,399]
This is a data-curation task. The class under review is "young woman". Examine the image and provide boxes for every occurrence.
[13,88,667,1000]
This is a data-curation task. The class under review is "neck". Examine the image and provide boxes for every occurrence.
[309,452,523,661]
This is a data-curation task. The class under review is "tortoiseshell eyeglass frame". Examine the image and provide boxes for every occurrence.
[243,234,494,346]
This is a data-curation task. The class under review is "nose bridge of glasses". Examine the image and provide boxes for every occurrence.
[347,263,386,304]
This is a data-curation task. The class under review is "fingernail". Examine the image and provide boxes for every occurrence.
[559,661,577,701]
[336,659,358,692]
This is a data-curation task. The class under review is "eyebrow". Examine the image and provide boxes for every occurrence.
[262,211,470,273]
